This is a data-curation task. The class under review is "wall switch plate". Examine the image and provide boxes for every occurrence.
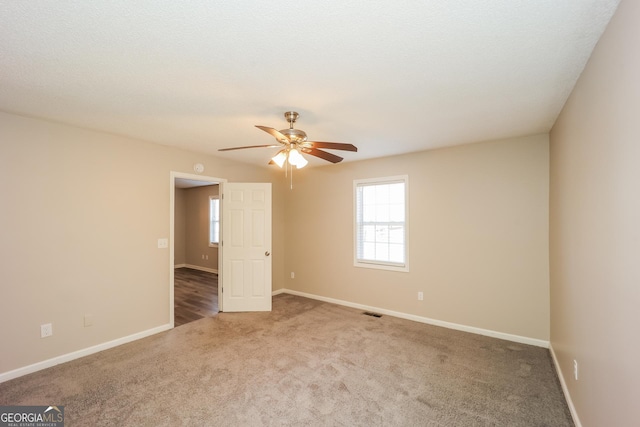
[418,291,424,301]
[290,272,295,279]
[84,315,93,327]
[41,323,53,338]
[157,238,168,249]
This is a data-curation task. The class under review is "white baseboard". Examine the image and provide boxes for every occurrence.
[272,288,285,296]
[0,324,172,383]
[278,289,549,348]
[176,264,218,274]
[549,344,582,427]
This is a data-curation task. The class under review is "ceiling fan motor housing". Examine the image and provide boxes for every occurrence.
[279,128,308,143]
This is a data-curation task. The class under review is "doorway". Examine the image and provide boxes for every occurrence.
[170,172,226,327]
[173,267,218,326]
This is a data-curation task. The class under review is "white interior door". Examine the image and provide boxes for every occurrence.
[221,182,272,312]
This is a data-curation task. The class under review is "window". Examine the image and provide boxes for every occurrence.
[354,176,408,272]
[209,196,220,246]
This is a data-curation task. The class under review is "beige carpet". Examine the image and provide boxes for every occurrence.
[0,294,573,426]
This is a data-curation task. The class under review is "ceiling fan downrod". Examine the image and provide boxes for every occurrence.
[279,111,307,143]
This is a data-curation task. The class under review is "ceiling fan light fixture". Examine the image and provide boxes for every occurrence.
[280,128,307,143]
[272,151,287,168]
[288,149,308,169]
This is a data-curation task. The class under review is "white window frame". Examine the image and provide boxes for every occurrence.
[353,175,409,272]
[209,196,220,247]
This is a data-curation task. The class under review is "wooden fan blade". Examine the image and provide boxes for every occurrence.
[308,141,358,152]
[218,144,280,152]
[255,125,290,144]
[301,147,344,163]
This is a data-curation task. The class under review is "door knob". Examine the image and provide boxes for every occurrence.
[265,251,271,256]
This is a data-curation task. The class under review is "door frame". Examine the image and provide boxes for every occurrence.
[169,171,227,327]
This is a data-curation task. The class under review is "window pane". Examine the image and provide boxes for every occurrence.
[363,205,376,222]
[376,184,390,204]
[375,242,389,260]
[389,183,404,203]
[376,204,390,222]
[363,242,375,259]
[389,226,404,244]
[363,185,376,203]
[210,199,219,220]
[210,197,220,244]
[389,203,404,222]
[389,244,404,263]
[375,225,388,243]
[355,177,407,270]
[363,225,376,242]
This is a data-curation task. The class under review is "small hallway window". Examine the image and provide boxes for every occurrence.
[209,196,219,246]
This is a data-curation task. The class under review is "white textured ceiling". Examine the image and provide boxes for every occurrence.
[0,0,620,167]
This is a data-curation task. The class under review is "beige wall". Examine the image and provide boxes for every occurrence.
[285,134,550,341]
[549,0,639,424]
[174,188,187,265]
[0,112,283,374]
[184,185,219,271]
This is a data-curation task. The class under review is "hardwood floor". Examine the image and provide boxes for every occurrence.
[174,267,218,327]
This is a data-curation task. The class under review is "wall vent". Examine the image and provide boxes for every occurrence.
[363,311,382,318]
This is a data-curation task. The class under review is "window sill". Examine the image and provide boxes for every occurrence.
[354,260,409,272]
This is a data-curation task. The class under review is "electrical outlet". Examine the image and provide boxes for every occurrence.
[418,291,424,301]
[573,360,578,380]
[84,315,93,327]
[290,272,295,279]
[40,323,53,338]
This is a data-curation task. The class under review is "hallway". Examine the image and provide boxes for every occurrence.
[174,267,218,326]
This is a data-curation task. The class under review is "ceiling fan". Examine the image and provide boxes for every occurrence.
[219,111,358,169]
